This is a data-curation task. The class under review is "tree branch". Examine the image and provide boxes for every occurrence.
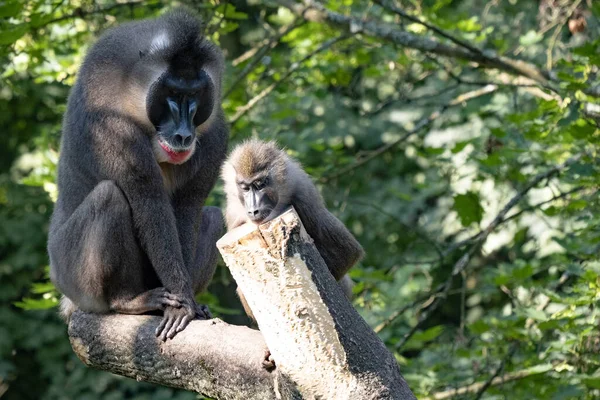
[422,362,551,400]
[30,0,150,28]
[224,20,303,99]
[372,0,483,55]
[68,312,294,400]
[321,84,498,182]
[474,344,518,400]
[277,0,550,85]
[229,34,350,126]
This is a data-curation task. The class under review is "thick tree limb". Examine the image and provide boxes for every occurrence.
[217,208,416,399]
[278,0,550,85]
[68,312,299,400]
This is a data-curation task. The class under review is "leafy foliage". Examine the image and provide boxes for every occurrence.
[1,0,599,399]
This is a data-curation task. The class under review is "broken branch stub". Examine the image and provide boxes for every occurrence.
[217,207,416,399]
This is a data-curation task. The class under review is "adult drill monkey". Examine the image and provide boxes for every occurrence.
[222,139,364,322]
[48,9,228,341]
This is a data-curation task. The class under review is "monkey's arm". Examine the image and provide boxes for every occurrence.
[94,120,193,299]
[294,191,364,280]
[173,123,228,275]
[173,180,206,274]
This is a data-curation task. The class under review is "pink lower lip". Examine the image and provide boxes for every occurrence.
[160,142,192,163]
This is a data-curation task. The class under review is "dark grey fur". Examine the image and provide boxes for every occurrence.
[48,10,228,341]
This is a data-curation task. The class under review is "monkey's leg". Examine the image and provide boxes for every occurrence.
[49,181,182,317]
[188,206,224,318]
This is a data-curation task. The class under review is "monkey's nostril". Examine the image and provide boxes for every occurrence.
[174,132,192,147]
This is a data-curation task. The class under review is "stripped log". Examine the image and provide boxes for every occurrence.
[217,207,415,399]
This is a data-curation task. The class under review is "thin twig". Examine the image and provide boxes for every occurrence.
[423,347,544,400]
[442,185,587,257]
[374,297,424,334]
[474,344,518,400]
[29,0,149,28]
[425,55,559,94]
[365,83,460,117]
[321,85,498,183]
[223,20,303,99]
[229,34,350,126]
[350,199,443,260]
[423,364,550,400]
[546,0,583,70]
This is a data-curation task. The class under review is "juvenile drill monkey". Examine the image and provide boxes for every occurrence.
[48,9,228,341]
[222,139,364,321]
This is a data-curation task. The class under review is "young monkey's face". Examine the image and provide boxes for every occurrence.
[236,172,279,224]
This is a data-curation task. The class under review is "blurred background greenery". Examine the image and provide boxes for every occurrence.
[1,0,599,399]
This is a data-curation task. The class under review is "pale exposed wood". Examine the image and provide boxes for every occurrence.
[217,207,416,399]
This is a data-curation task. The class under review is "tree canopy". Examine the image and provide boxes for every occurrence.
[1,0,599,399]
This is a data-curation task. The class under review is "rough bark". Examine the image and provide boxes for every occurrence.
[217,207,416,399]
[68,312,300,400]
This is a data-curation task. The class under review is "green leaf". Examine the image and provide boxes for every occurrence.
[0,0,23,18]
[469,319,490,334]
[524,307,547,321]
[413,325,444,342]
[582,377,600,389]
[223,4,248,20]
[453,192,484,227]
[456,17,481,33]
[451,140,470,153]
[0,23,28,45]
[513,263,534,280]
[14,297,58,310]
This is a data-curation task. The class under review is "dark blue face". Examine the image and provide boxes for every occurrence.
[147,69,214,150]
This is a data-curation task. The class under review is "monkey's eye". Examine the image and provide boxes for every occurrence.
[240,184,250,192]
[254,179,266,190]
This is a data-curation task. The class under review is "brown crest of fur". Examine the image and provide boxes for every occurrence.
[228,139,287,181]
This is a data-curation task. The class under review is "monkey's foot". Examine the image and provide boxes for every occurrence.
[262,348,276,371]
[195,304,212,319]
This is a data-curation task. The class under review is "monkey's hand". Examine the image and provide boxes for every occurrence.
[155,302,195,341]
